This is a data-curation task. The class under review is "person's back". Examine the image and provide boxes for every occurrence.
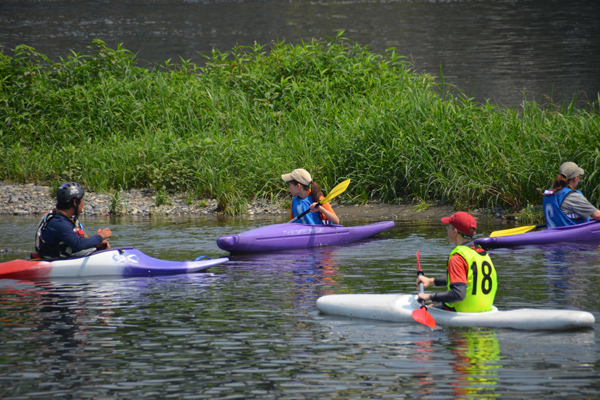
[417,212,497,313]
[35,182,112,260]
[444,243,496,312]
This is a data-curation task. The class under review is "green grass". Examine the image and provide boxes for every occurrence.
[1,33,599,214]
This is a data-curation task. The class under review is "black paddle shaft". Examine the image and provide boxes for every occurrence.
[290,201,322,222]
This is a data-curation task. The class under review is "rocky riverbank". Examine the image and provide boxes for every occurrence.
[0,182,513,221]
[0,182,285,217]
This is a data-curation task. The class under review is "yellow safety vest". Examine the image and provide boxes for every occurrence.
[445,245,497,312]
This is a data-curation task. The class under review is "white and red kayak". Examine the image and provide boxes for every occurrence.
[0,247,228,279]
[316,293,595,331]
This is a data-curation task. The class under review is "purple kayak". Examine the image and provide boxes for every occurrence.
[474,220,600,249]
[217,221,395,253]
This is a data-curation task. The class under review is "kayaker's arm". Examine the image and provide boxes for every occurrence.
[561,193,599,221]
[310,202,340,225]
[433,277,447,286]
[419,253,469,303]
[46,217,105,253]
[417,278,467,304]
[430,283,467,304]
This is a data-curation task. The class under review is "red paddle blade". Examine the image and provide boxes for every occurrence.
[412,306,437,329]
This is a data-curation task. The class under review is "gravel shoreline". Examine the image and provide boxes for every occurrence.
[0,182,510,221]
[0,182,286,217]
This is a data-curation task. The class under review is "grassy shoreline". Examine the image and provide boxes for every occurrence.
[1,33,599,215]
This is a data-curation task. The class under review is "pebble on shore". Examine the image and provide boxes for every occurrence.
[0,182,286,217]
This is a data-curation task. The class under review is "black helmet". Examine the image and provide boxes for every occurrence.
[56,182,84,206]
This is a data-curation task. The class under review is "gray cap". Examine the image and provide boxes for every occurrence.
[559,162,585,180]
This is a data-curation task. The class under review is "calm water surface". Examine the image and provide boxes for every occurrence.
[1,0,599,106]
[0,215,599,398]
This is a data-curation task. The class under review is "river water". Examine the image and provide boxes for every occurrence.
[1,0,599,106]
[0,215,599,398]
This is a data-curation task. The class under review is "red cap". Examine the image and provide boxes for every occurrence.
[441,212,477,235]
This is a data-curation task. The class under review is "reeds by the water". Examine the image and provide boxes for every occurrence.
[1,34,599,213]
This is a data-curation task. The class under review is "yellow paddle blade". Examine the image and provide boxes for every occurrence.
[490,224,543,237]
[320,179,351,204]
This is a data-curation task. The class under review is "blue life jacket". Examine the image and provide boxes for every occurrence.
[291,196,323,225]
[543,188,590,228]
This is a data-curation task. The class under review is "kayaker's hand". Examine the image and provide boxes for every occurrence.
[97,228,112,240]
[96,240,110,250]
[309,202,322,212]
[416,275,434,288]
[417,293,433,304]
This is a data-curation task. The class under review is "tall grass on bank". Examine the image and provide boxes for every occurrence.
[1,33,599,213]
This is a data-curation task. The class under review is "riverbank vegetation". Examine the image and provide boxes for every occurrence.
[1,33,599,214]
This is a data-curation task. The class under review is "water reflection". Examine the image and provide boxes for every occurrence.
[447,329,501,399]
[1,0,599,105]
[541,247,600,311]
[226,246,343,317]
[412,330,502,398]
[1,216,599,398]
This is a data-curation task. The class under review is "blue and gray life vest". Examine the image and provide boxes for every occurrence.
[543,188,590,228]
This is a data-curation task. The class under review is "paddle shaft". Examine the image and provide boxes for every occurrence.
[289,200,324,223]
[416,251,425,298]
[418,272,425,295]
[412,250,437,329]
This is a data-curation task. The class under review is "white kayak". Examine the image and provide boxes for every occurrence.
[316,294,595,331]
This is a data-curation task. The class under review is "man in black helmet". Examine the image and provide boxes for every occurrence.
[34,182,112,260]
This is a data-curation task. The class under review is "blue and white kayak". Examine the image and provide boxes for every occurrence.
[0,247,229,280]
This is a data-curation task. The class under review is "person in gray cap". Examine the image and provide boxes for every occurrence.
[542,162,600,228]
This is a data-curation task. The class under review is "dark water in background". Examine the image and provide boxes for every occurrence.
[1,0,599,106]
[0,215,599,398]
